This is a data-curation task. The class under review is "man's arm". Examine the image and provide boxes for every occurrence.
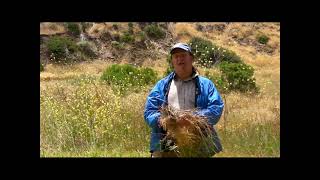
[144,82,163,129]
[195,81,224,126]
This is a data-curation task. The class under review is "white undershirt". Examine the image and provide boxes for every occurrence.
[168,73,197,110]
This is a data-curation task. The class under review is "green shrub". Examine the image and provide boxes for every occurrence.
[137,31,146,42]
[144,24,165,39]
[120,32,135,43]
[189,37,242,68]
[101,64,158,94]
[189,37,214,67]
[40,63,44,72]
[111,41,124,50]
[164,54,174,77]
[47,36,78,62]
[139,67,158,85]
[257,34,269,44]
[204,71,229,93]
[80,22,91,32]
[220,48,242,63]
[77,41,97,58]
[164,67,173,77]
[128,22,134,34]
[190,37,213,55]
[112,23,118,30]
[204,62,258,93]
[219,62,258,93]
[66,23,81,37]
[158,22,168,29]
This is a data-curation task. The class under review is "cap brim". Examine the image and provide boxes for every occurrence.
[170,47,190,54]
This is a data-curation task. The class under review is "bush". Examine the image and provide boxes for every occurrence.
[257,34,269,44]
[139,67,158,85]
[204,62,258,93]
[137,31,146,42]
[80,22,91,32]
[220,48,242,63]
[144,24,165,39]
[40,63,44,72]
[112,23,118,30]
[101,64,158,94]
[189,37,242,68]
[47,36,78,62]
[111,41,125,50]
[120,32,135,43]
[77,41,97,58]
[164,54,174,77]
[66,23,81,37]
[219,62,259,93]
[204,71,229,93]
[128,22,134,34]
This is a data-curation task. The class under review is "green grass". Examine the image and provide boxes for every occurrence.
[217,120,280,157]
[41,149,150,157]
[41,72,279,158]
[40,78,151,156]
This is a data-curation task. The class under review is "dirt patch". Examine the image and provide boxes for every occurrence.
[232,36,275,55]
[196,23,227,34]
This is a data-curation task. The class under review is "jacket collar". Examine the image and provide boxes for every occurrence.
[164,68,201,105]
[172,67,199,81]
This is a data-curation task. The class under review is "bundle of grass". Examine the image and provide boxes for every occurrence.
[159,105,216,157]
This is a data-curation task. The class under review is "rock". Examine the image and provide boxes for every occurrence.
[100,51,114,59]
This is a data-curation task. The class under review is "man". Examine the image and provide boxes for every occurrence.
[144,43,224,157]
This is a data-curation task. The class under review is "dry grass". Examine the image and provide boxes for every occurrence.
[159,106,216,157]
[141,57,167,75]
[40,60,114,81]
[197,22,280,64]
[87,23,106,37]
[87,22,136,38]
[40,22,66,35]
[173,23,203,43]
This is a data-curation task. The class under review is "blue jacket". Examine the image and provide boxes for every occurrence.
[143,71,224,153]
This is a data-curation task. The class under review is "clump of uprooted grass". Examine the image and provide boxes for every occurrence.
[159,105,216,157]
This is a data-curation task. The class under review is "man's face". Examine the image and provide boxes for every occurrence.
[171,49,193,77]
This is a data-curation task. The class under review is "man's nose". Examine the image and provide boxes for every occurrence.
[176,56,185,61]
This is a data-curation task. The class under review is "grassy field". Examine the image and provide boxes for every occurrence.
[40,56,279,158]
[40,22,280,157]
